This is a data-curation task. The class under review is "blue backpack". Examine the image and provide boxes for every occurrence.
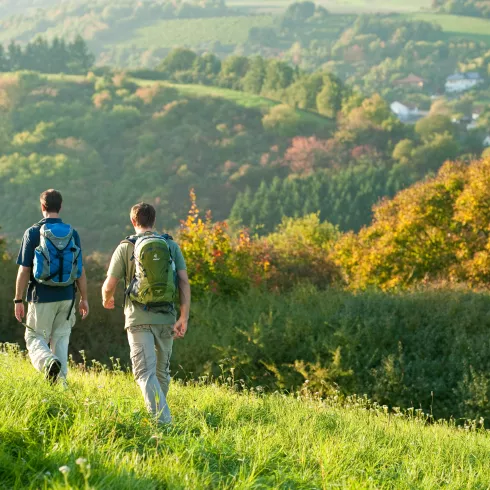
[33,221,82,287]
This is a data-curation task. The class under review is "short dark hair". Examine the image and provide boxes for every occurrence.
[131,202,156,228]
[40,189,63,213]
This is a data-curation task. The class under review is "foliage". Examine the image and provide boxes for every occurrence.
[433,0,490,18]
[177,190,266,297]
[260,213,341,289]
[333,156,490,289]
[0,37,94,74]
[230,163,415,234]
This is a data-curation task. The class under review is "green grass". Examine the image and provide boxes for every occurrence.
[408,13,490,44]
[133,78,331,126]
[228,0,432,13]
[114,16,275,49]
[1,346,490,489]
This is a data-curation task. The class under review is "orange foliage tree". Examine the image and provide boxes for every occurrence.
[333,156,490,289]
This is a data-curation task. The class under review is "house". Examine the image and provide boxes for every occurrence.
[472,106,485,120]
[390,101,422,122]
[445,72,484,93]
[393,74,425,89]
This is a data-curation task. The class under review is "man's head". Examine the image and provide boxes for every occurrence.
[130,202,156,231]
[40,189,62,216]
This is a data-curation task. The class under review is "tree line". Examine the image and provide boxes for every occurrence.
[0,36,94,74]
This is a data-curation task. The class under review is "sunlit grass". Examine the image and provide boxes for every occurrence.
[114,16,275,50]
[1,344,490,489]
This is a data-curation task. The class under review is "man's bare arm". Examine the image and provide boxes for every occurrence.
[76,267,89,319]
[173,269,191,339]
[102,276,119,309]
[14,266,31,322]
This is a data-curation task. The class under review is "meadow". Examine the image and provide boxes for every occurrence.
[228,0,432,14]
[408,13,490,44]
[114,16,276,50]
[1,345,490,489]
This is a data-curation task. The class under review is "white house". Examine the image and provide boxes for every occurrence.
[390,101,420,121]
[445,72,484,93]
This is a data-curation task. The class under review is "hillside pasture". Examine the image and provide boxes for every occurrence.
[228,0,432,14]
[1,347,490,489]
[112,15,276,50]
[408,13,490,44]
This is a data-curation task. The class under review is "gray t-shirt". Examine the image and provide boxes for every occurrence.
[107,232,186,328]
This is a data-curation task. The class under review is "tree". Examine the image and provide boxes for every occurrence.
[159,48,197,74]
[241,56,266,94]
[415,114,456,141]
[262,60,294,94]
[68,35,95,74]
[262,104,301,137]
[315,73,343,118]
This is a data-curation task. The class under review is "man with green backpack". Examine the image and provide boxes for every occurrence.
[102,202,190,425]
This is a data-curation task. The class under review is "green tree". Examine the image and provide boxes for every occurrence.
[241,56,266,94]
[262,60,294,95]
[316,74,343,118]
[159,48,197,74]
[415,114,456,141]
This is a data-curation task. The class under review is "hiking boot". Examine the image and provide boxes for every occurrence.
[45,358,62,384]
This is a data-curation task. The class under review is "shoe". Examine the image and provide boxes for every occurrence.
[45,358,62,385]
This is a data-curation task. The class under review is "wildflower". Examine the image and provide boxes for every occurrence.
[76,458,87,466]
[59,466,70,474]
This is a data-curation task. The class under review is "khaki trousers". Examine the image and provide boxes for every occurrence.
[25,300,76,378]
[127,324,174,424]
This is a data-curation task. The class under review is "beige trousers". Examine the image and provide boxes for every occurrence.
[25,300,76,378]
[127,324,174,424]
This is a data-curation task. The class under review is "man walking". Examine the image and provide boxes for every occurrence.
[14,189,89,383]
[102,202,190,425]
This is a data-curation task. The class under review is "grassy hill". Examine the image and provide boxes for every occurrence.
[113,15,275,50]
[0,72,332,252]
[1,346,489,489]
[228,0,433,14]
[408,12,490,44]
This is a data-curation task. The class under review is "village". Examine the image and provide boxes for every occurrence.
[390,71,490,147]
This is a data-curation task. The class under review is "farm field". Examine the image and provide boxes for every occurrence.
[113,15,275,50]
[408,13,490,44]
[228,0,432,13]
[1,347,490,489]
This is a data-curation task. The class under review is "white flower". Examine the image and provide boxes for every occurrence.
[76,457,87,466]
[59,466,70,474]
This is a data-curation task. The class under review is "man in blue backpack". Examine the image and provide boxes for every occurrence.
[14,189,89,384]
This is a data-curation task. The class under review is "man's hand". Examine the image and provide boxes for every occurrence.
[79,299,89,320]
[173,316,188,339]
[14,302,25,323]
[103,297,115,310]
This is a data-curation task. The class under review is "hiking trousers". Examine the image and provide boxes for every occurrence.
[25,300,76,378]
[127,324,174,424]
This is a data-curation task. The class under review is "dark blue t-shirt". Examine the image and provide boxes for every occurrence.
[16,218,82,303]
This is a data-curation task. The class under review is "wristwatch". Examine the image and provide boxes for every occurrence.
[13,299,23,304]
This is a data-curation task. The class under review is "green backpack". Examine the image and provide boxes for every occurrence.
[123,233,177,313]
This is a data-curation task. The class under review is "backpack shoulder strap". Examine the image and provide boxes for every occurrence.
[121,235,137,246]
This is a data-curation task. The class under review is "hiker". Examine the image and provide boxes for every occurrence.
[102,202,190,424]
[14,189,89,383]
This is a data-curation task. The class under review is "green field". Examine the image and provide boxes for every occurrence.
[133,78,331,126]
[228,0,432,13]
[408,13,490,44]
[1,347,490,489]
[115,15,275,50]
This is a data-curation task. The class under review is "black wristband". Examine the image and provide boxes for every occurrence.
[13,299,23,304]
